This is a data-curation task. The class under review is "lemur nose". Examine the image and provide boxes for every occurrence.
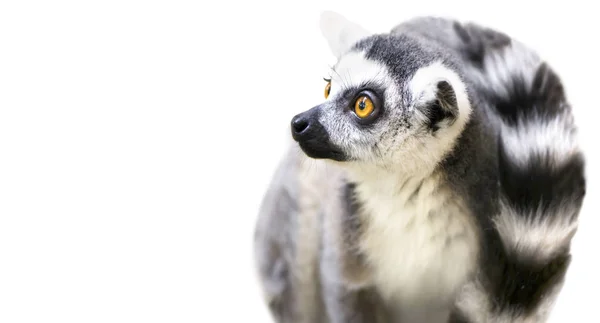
[291,115,310,135]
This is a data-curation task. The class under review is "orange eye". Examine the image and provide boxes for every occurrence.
[354,95,374,118]
[324,82,331,99]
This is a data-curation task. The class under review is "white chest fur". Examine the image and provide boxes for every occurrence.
[354,173,479,310]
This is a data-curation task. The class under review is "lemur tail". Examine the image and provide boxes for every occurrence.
[495,60,586,263]
[454,43,586,322]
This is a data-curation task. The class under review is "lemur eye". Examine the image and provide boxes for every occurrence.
[324,81,331,99]
[354,95,375,118]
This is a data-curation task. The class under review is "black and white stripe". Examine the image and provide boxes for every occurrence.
[454,52,586,323]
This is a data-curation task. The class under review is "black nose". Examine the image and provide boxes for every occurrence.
[291,115,310,136]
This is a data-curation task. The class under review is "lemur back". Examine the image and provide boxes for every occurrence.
[254,12,585,323]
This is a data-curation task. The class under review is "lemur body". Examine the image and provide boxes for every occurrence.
[254,12,585,323]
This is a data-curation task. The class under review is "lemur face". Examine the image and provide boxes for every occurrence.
[291,12,473,172]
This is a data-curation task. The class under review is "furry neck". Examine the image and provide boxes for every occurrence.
[343,161,442,199]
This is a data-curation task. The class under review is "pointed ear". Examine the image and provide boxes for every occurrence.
[319,11,372,58]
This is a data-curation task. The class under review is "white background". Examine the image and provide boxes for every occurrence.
[0,1,598,322]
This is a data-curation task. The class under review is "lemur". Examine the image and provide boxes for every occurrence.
[253,11,586,323]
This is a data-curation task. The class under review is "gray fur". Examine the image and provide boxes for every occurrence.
[254,13,585,323]
[254,145,325,323]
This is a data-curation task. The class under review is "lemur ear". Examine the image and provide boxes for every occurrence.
[410,63,471,132]
[319,11,372,58]
[412,78,460,132]
[425,80,459,132]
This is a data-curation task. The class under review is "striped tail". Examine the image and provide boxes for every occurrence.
[453,52,586,322]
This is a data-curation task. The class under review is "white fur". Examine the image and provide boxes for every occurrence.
[350,170,479,320]
[324,58,480,318]
[501,114,579,170]
[319,11,371,58]
[293,155,329,323]
[494,202,578,262]
[327,51,399,100]
[317,31,481,321]
[454,280,490,322]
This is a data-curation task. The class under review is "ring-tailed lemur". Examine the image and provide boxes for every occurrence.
[253,11,586,323]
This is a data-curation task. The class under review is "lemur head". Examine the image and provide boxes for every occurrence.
[291,11,472,174]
